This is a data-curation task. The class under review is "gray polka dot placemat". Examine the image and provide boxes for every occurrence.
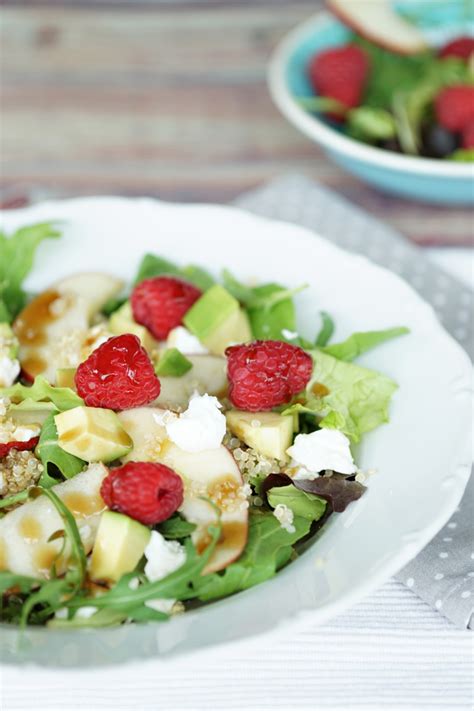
[234,174,473,629]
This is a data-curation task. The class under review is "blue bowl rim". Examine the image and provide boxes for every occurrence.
[268,11,474,178]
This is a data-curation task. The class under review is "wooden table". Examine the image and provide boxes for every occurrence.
[1,1,472,246]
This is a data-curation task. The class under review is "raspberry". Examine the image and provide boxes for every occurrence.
[462,120,474,149]
[131,276,202,341]
[308,45,369,115]
[439,36,474,61]
[0,437,39,458]
[100,462,184,525]
[435,85,474,132]
[75,334,160,410]
[226,340,313,412]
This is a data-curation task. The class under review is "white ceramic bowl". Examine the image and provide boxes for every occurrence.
[0,197,472,667]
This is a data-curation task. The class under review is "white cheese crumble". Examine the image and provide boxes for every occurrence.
[144,531,186,615]
[287,429,356,479]
[281,328,299,341]
[11,425,41,442]
[74,606,98,619]
[0,356,20,388]
[273,503,295,533]
[166,326,208,355]
[160,392,226,453]
[144,531,186,582]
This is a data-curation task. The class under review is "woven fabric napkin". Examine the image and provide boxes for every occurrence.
[234,174,474,629]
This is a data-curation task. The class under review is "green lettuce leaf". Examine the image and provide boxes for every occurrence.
[323,327,409,362]
[0,222,61,322]
[36,415,85,487]
[193,511,311,602]
[267,485,327,521]
[283,350,398,443]
[1,376,83,411]
[157,514,196,540]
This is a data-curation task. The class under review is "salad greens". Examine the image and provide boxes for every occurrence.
[0,222,60,322]
[194,511,311,602]
[0,232,408,629]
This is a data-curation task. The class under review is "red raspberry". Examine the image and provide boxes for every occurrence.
[435,85,474,132]
[462,120,474,148]
[308,45,369,115]
[0,437,39,458]
[439,36,474,61]
[226,340,313,412]
[100,462,184,526]
[131,276,202,341]
[75,334,160,410]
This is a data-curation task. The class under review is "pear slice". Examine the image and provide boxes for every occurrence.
[327,0,428,55]
[0,463,107,578]
[153,355,228,411]
[14,273,123,383]
[160,443,248,574]
[117,407,168,463]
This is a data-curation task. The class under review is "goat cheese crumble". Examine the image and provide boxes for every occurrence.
[287,429,356,479]
[143,531,187,615]
[0,356,20,388]
[166,326,208,355]
[156,392,226,453]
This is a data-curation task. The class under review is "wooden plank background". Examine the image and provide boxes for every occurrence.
[1,1,472,246]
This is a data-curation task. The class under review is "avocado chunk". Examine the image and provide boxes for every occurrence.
[90,511,151,582]
[109,301,156,352]
[56,367,77,389]
[226,410,295,462]
[183,285,251,355]
[155,348,192,377]
[55,406,133,462]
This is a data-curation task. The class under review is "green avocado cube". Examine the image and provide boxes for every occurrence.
[226,410,295,462]
[109,301,156,352]
[55,406,133,463]
[183,285,251,355]
[90,511,151,582]
[155,348,193,377]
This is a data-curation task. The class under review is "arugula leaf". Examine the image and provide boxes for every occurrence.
[296,95,346,115]
[134,254,215,291]
[267,485,327,521]
[193,511,311,602]
[1,376,83,411]
[248,284,300,340]
[157,514,196,539]
[315,311,335,347]
[62,525,221,625]
[323,327,409,362]
[0,222,61,321]
[0,490,29,510]
[36,415,85,487]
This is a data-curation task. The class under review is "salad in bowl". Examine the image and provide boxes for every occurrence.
[0,222,408,629]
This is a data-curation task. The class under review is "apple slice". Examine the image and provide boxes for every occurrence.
[153,355,228,411]
[160,443,248,574]
[14,273,123,383]
[327,0,428,55]
[117,407,249,573]
[0,463,107,578]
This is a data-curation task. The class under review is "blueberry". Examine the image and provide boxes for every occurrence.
[422,124,459,158]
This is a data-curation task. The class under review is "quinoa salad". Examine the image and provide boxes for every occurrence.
[0,222,408,628]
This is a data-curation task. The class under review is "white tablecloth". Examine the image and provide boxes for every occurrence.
[0,249,472,711]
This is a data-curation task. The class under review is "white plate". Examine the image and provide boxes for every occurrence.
[0,197,471,667]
